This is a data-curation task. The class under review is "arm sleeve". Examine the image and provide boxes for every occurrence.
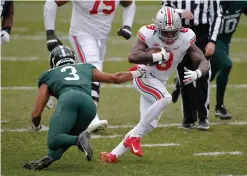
[184,29,196,51]
[38,72,48,88]
[122,1,136,27]
[136,25,154,47]
[44,0,58,30]
[209,0,222,42]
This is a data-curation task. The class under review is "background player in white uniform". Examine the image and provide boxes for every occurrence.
[1,0,14,45]
[44,0,136,133]
[100,6,209,163]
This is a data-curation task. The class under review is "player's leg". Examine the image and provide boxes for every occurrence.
[24,91,93,170]
[210,40,232,119]
[100,94,162,163]
[105,96,153,158]
[69,33,107,133]
[124,78,171,157]
[88,38,108,132]
[177,55,197,128]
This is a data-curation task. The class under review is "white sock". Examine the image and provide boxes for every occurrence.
[131,97,171,137]
[111,130,132,157]
[111,126,154,158]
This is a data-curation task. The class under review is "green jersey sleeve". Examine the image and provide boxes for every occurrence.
[38,71,49,88]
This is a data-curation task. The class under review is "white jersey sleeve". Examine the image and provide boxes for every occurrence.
[180,28,196,51]
[137,24,156,48]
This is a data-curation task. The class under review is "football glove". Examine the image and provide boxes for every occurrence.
[1,30,10,45]
[117,25,132,40]
[183,67,202,85]
[46,30,63,52]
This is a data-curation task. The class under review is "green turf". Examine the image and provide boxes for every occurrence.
[1,2,247,176]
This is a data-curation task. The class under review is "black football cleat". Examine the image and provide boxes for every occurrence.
[197,120,210,130]
[215,105,232,120]
[23,156,53,170]
[77,131,93,161]
[178,122,196,129]
[171,77,181,103]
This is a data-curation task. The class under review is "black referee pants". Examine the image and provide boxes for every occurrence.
[177,25,211,123]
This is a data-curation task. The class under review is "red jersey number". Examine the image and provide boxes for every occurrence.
[156,52,174,71]
[90,0,115,15]
[181,27,189,33]
[146,25,155,30]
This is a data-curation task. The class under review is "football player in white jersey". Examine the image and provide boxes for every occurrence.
[100,6,209,163]
[1,0,14,45]
[44,0,136,133]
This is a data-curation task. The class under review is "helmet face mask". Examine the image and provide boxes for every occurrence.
[50,46,76,68]
[154,7,182,45]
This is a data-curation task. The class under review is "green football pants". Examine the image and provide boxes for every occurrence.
[210,40,232,106]
[47,90,96,161]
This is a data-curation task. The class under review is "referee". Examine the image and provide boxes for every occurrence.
[162,0,222,130]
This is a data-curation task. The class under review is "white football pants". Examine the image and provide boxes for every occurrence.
[69,31,106,71]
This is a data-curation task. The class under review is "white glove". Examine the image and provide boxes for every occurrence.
[1,30,10,44]
[152,47,170,63]
[131,67,146,78]
[183,67,202,85]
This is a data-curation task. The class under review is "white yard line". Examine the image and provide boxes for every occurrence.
[1,84,247,91]
[9,35,247,43]
[2,56,247,63]
[141,143,180,147]
[108,121,247,129]
[0,120,8,123]
[193,151,243,156]
[2,121,247,133]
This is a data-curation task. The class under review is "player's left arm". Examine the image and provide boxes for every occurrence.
[117,0,136,40]
[93,68,144,84]
[31,84,50,131]
[183,44,210,85]
[1,1,14,45]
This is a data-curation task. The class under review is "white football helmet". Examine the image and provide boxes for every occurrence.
[153,6,182,45]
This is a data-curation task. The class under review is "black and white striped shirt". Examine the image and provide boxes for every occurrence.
[162,0,222,42]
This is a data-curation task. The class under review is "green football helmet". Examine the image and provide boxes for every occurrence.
[50,45,76,68]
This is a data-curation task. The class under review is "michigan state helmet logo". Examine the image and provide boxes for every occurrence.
[50,45,76,68]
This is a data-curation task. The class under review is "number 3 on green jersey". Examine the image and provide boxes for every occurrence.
[61,66,80,81]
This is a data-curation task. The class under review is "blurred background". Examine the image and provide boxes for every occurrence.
[1,1,247,176]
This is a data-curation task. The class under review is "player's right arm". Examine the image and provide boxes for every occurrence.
[128,26,170,65]
[44,0,69,51]
[31,84,50,131]
[93,69,145,84]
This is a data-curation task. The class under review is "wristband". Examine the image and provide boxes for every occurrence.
[195,69,202,78]
[130,70,142,78]
[152,53,163,63]
[2,27,11,34]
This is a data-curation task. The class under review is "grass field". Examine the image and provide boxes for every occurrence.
[1,2,247,176]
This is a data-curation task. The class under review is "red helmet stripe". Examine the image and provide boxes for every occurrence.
[166,7,172,27]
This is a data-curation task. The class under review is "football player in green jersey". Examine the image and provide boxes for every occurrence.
[210,1,247,120]
[23,45,145,170]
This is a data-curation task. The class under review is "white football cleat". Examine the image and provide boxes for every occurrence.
[46,96,54,109]
[87,116,108,133]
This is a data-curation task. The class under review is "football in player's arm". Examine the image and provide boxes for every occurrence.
[44,0,136,51]
[128,33,209,85]
[1,1,14,45]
